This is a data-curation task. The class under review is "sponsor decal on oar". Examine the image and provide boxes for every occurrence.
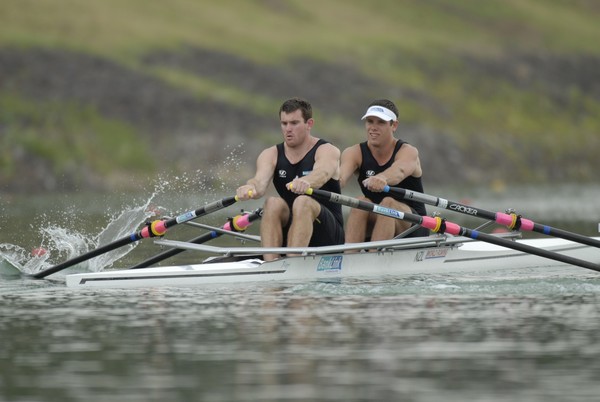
[307,188,600,273]
[383,186,600,249]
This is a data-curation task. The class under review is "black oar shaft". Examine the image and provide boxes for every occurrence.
[385,186,600,249]
[129,232,216,269]
[130,209,262,269]
[31,237,133,279]
[32,196,238,279]
[308,188,600,273]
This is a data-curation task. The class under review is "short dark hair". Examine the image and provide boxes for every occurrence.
[279,97,312,122]
[368,99,398,124]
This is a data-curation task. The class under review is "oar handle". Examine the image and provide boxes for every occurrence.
[308,188,600,273]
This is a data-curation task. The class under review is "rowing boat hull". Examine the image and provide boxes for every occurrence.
[65,237,600,289]
[1,256,22,278]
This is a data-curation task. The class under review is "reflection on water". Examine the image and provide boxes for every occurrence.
[2,273,600,402]
[2,183,600,401]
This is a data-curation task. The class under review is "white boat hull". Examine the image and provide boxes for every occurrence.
[1,256,22,278]
[65,236,600,289]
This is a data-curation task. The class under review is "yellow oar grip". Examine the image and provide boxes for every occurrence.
[231,214,245,231]
[289,184,313,195]
[150,220,167,236]
[234,190,252,202]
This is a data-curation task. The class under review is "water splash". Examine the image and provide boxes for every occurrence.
[1,145,249,277]
[1,196,157,275]
[0,243,33,276]
[41,197,156,274]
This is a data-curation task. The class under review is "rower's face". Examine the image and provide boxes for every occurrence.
[365,116,397,143]
[280,109,313,147]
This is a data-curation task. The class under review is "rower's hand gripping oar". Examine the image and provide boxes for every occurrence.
[31,196,240,279]
[306,188,600,273]
[384,186,600,249]
[129,208,263,269]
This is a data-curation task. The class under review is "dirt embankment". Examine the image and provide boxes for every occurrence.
[1,47,599,193]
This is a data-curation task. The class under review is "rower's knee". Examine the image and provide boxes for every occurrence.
[263,196,287,212]
[262,197,289,221]
[380,196,410,212]
[291,195,319,218]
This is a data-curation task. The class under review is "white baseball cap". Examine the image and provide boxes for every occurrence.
[361,105,397,121]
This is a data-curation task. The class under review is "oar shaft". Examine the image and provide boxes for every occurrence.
[32,196,238,279]
[308,188,600,273]
[160,196,239,231]
[385,186,496,221]
[385,186,600,249]
[130,232,217,269]
[130,209,262,269]
[444,224,600,272]
[31,237,133,279]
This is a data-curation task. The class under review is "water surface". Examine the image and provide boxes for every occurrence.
[3,271,600,402]
[1,184,600,401]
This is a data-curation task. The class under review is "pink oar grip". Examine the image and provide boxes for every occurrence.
[496,213,514,226]
[519,218,534,231]
[421,216,462,235]
[152,220,167,235]
[233,214,252,230]
[496,213,534,231]
[443,222,462,236]
[140,220,168,238]
[222,214,252,232]
[420,216,439,231]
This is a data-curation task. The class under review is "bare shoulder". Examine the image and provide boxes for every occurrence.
[341,143,362,162]
[396,142,419,159]
[255,145,278,170]
[258,145,278,160]
[342,143,361,156]
[316,141,341,157]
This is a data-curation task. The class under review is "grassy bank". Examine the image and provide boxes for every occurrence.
[1,0,599,191]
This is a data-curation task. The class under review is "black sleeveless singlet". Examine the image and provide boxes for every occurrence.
[357,140,427,216]
[273,139,344,225]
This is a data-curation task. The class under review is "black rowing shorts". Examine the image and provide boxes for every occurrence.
[283,205,345,247]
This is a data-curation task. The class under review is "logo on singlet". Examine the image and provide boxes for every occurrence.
[366,170,376,177]
[279,170,287,178]
[302,170,312,176]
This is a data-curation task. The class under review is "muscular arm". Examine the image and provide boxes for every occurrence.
[363,143,421,192]
[236,146,276,200]
[287,143,341,194]
[339,144,361,188]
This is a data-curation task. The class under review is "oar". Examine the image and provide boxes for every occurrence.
[384,186,600,249]
[181,221,261,242]
[306,188,600,273]
[129,208,262,269]
[31,196,239,279]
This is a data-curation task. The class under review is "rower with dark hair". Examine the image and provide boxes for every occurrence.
[236,97,344,261]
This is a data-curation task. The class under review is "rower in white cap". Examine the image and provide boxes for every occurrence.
[339,99,429,248]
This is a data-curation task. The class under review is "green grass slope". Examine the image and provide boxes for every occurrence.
[1,0,599,192]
